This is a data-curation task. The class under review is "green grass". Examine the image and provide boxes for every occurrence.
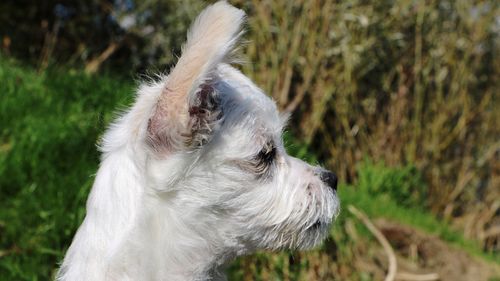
[0,57,135,279]
[0,58,496,280]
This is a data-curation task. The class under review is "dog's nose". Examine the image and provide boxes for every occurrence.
[320,171,338,191]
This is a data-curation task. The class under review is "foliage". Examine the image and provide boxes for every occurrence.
[234,0,499,248]
[357,160,427,208]
[0,0,205,72]
[1,2,498,241]
[283,131,318,165]
[0,59,497,280]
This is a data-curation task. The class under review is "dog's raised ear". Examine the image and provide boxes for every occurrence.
[147,1,245,154]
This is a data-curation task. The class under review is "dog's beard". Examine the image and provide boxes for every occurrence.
[244,192,338,251]
[255,220,332,251]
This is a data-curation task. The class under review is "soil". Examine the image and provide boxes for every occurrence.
[372,219,500,281]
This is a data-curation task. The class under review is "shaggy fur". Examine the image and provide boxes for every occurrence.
[57,2,340,280]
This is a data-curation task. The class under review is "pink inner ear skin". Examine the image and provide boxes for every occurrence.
[146,88,189,155]
[189,85,211,116]
[187,83,223,148]
[147,82,221,154]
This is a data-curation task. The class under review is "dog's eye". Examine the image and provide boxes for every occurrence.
[252,141,276,179]
[232,141,276,179]
[256,142,276,165]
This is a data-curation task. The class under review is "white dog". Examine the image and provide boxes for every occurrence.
[57,2,340,280]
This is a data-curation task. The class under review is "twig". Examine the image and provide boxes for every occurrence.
[395,272,439,281]
[0,244,21,258]
[84,41,121,74]
[39,20,61,72]
[348,205,397,281]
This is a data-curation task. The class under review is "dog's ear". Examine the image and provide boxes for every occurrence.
[147,2,245,154]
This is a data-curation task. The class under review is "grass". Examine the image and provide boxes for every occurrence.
[0,58,496,280]
[0,57,134,279]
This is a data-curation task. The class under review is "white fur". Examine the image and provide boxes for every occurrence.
[57,2,340,280]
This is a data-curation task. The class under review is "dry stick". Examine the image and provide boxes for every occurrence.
[84,41,120,74]
[348,205,397,281]
[395,272,439,281]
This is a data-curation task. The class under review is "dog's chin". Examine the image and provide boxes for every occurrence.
[276,218,333,251]
[297,221,332,250]
[291,199,340,250]
[306,219,328,232]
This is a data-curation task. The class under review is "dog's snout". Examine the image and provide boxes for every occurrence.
[320,171,337,191]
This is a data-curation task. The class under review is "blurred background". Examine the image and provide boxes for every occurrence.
[0,0,499,280]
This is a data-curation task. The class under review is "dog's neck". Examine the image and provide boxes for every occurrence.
[59,146,237,280]
[114,192,232,280]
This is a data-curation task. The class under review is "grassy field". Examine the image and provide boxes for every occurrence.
[0,58,498,280]
[0,57,133,279]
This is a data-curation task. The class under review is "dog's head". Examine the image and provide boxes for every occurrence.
[130,1,339,252]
